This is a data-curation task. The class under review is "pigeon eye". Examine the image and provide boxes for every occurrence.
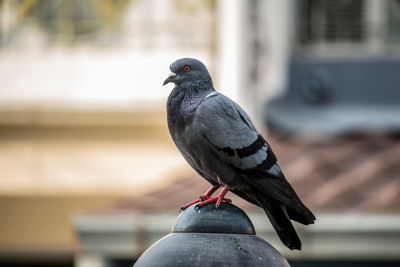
[184,65,191,72]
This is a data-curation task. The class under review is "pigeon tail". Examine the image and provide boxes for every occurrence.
[263,203,302,250]
[287,204,316,225]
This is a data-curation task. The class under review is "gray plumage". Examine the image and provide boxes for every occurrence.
[164,58,315,250]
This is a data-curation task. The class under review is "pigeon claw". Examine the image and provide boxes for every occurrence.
[196,187,231,208]
[200,185,220,201]
[196,196,231,208]
[216,197,232,208]
[179,186,230,210]
[180,199,201,211]
[199,194,215,202]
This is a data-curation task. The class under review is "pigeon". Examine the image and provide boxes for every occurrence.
[164,58,315,250]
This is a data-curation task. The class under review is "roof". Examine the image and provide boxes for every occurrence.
[115,133,400,214]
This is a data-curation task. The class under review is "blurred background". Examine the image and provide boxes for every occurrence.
[0,0,400,266]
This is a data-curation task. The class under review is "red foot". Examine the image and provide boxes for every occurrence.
[197,187,231,208]
[180,186,232,210]
[199,185,220,201]
[196,195,231,208]
[180,185,220,210]
[180,199,201,210]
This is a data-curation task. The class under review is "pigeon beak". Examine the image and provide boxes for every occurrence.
[163,72,177,86]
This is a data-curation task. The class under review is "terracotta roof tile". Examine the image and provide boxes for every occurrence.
[116,134,400,213]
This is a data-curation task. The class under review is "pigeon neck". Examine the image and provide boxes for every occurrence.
[167,82,214,136]
[172,79,215,107]
[179,79,214,94]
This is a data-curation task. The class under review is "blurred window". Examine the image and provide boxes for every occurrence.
[299,0,365,44]
[267,0,400,136]
[388,0,400,43]
[297,0,400,50]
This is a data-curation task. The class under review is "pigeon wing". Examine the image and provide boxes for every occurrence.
[195,93,281,176]
[195,93,303,208]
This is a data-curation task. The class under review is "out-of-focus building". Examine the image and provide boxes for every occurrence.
[0,0,400,267]
[0,0,217,265]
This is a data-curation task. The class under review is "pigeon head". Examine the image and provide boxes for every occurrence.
[163,58,213,87]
